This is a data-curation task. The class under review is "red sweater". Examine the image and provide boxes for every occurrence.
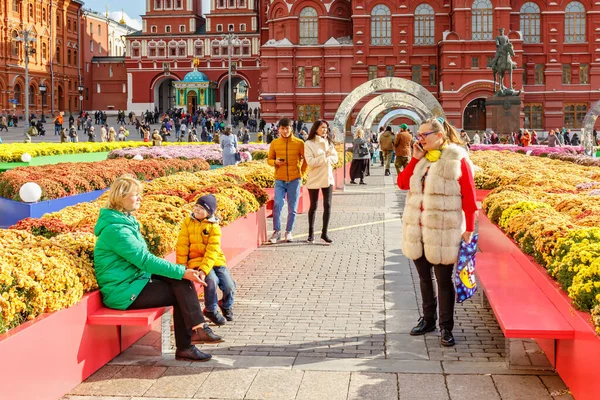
[397,157,478,231]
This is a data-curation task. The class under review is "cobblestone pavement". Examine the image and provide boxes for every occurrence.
[67,165,573,399]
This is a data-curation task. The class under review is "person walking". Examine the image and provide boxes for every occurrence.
[267,118,308,243]
[221,127,239,166]
[304,120,338,245]
[393,124,413,175]
[397,117,477,348]
[349,128,370,185]
[379,126,395,176]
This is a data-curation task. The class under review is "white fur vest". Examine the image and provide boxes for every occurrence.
[402,143,471,265]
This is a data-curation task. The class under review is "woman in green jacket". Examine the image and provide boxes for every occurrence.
[94,174,222,362]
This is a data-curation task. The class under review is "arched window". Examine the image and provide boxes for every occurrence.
[177,40,187,57]
[299,7,318,45]
[565,1,586,43]
[211,39,220,56]
[155,0,163,10]
[242,39,251,56]
[29,85,35,105]
[42,42,47,59]
[472,0,493,40]
[42,7,47,22]
[14,84,22,104]
[520,2,541,43]
[132,41,141,57]
[56,46,61,63]
[371,5,391,45]
[67,49,71,65]
[11,31,20,57]
[194,40,204,56]
[148,42,157,57]
[414,4,435,45]
[157,41,166,57]
[74,50,78,64]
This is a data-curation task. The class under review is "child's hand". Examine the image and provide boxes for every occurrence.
[183,269,207,287]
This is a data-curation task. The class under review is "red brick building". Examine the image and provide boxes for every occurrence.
[259,0,600,131]
[0,0,84,118]
[124,0,261,114]
[81,10,136,112]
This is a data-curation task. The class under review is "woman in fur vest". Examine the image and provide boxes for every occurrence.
[397,116,478,347]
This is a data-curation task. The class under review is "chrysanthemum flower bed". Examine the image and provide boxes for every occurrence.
[108,144,270,165]
[0,141,239,163]
[0,158,211,201]
[472,151,600,333]
[0,162,270,334]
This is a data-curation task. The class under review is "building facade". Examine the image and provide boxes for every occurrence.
[0,0,84,118]
[124,0,261,114]
[259,0,600,132]
[81,10,137,112]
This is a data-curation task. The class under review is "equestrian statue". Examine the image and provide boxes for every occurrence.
[491,28,521,96]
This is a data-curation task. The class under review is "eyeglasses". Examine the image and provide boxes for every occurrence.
[417,131,439,140]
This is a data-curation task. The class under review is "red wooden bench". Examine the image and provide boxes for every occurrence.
[475,213,575,367]
[87,306,171,353]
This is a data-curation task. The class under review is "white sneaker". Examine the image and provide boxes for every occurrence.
[285,232,294,242]
[269,231,281,244]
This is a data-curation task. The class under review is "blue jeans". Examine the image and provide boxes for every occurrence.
[273,178,301,233]
[204,266,236,312]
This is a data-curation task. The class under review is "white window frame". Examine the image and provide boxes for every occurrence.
[180,25,186,33]
[217,24,223,32]
[240,23,246,31]
[371,4,391,46]
[520,2,541,44]
[165,25,172,33]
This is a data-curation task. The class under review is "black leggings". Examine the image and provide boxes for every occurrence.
[308,185,333,236]
[413,256,455,331]
[128,275,205,349]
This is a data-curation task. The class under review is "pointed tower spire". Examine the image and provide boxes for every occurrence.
[120,9,126,25]
[105,4,109,18]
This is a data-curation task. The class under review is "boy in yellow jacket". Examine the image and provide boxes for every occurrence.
[176,194,236,325]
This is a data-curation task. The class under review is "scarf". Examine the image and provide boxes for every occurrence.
[425,144,448,163]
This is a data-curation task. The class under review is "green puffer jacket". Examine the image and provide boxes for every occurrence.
[93,208,185,310]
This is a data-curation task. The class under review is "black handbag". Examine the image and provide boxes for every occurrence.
[234,152,241,162]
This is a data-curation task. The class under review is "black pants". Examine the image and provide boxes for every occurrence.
[350,159,368,181]
[308,185,333,236]
[413,256,455,331]
[128,275,205,349]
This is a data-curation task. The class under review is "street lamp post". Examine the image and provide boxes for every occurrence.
[39,84,47,122]
[220,33,240,129]
[78,85,84,116]
[16,29,36,139]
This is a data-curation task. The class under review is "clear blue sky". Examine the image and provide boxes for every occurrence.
[83,0,211,29]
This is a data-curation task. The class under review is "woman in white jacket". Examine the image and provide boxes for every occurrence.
[304,120,339,245]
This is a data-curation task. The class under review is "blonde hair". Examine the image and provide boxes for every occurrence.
[355,128,365,139]
[421,117,464,145]
[106,174,143,212]
[109,127,116,134]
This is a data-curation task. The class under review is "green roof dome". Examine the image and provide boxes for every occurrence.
[183,70,209,82]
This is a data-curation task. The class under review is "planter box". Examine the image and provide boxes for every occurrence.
[0,189,108,228]
[476,190,600,400]
[0,152,110,172]
[0,206,267,400]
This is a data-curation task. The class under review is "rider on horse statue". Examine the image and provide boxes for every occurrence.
[491,28,521,96]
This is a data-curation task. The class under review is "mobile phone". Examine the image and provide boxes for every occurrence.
[416,143,424,151]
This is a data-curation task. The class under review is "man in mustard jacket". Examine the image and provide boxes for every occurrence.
[267,118,308,243]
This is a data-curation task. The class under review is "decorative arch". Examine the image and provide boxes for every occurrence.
[332,77,444,140]
[329,0,352,18]
[581,99,600,155]
[216,72,251,88]
[364,102,430,131]
[150,73,181,90]
[379,109,424,130]
[354,92,431,128]
[268,0,289,21]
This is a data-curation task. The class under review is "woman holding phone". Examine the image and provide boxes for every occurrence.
[397,117,477,347]
[304,120,338,244]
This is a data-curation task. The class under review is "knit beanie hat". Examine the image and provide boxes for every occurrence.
[196,194,217,216]
[400,124,408,130]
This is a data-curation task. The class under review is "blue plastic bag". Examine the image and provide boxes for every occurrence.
[455,233,478,303]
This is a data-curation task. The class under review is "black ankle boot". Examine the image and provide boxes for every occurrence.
[321,234,333,245]
[307,231,314,243]
[410,317,436,336]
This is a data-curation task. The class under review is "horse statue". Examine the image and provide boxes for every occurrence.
[492,42,520,96]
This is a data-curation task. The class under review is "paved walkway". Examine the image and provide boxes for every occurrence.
[64,165,573,400]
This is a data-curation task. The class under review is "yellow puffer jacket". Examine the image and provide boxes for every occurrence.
[268,135,308,182]
[175,216,226,275]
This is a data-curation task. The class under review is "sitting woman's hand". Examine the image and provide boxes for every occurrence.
[183,269,207,287]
